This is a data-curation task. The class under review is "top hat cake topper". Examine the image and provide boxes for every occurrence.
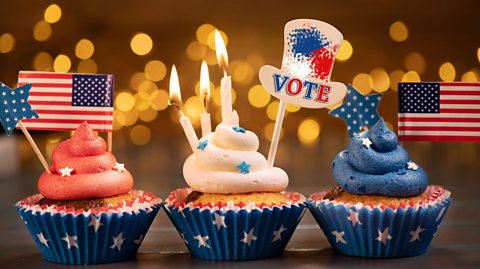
[259,19,347,108]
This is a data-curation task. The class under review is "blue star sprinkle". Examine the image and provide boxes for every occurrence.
[197,140,208,151]
[232,126,246,133]
[236,161,251,174]
[329,84,383,137]
[0,83,39,136]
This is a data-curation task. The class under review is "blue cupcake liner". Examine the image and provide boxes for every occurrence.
[308,185,451,258]
[163,188,307,261]
[16,190,162,265]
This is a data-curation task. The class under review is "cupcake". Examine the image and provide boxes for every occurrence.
[308,119,451,258]
[163,112,307,261]
[16,122,162,264]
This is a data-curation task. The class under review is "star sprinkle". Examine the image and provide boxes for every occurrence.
[37,233,49,248]
[232,126,246,133]
[194,235,210,248]
[113,162,126,172]
[331,230,347,244]
[272,225,288,242]
[347,210,362,227]
[236,161,251,174]
[240,228,257,246]
[197,140,208,151]
[0,83,39,136]
[329,84,383,137]
[59,166,74,177]
[375,227,393,245]
[361,137,373,149]
[88,216,103,233]
[110,232,125,251]
[213,213,227,230]
[62,234,78,249]
[407,161,418,171]
[409,226,426,242]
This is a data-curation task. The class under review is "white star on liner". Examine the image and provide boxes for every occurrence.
[213,213,227,230]
[376,228,393,245]
[88,216,103,233]
[347,210,362,227]
[240,228,257,247]
[134,234,144,245]
[361,137,373,149]
[272,225,288,242]
[410,226,426,242]
[180,233,188,245]
[407,161,418,171]
[113,162,126,172]
[62,234,78,249]
[59,166,74,177]
[37,233,49,247]
[194,235,210,248]
[331,231,347,244]
[110,232,125,251]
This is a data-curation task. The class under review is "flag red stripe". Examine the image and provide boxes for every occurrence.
[29,92,72,97]
[440,99,480,105]
[398,117,480,123]
[21,119,112,125]
[29,101,71,106]
[440,91,480,96]
[440,108,480,113]
[399,135,480,142]
[399,126,480,132]
[18,83,72,88]
[440,82,480,87]
[18,73,73,79]
[23,127,112,132]
[35,109,112,116]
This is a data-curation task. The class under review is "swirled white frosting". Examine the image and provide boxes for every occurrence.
[183,116,289,194]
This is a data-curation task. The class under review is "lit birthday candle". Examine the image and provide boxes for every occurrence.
[168,65,199,152]
[214,30,234,124]
[199,60,211,136]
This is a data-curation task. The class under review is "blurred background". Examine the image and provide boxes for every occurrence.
[0,1,479,199]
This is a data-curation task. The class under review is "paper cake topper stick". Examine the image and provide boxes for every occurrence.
[259,19,348,167]
[0,82,51,173]
[329,84,383,137]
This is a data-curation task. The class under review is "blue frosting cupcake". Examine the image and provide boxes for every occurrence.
[308,119,452,258]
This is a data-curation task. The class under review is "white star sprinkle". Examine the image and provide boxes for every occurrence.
[407,161,418,171]
[213,213,227,230]
[134,234,144,245]
[375,228,393,245]
[110,232,125,251]
[272,225,288,242]
[194,235,210,248]
[59,166,74,177]
[240,228,257,246]
[62,234,78,249]
[37,233,49,247]
[113,162,126,172]
[347,210,362,227]
[361,138,373,149]
[331,231,347,244]
[88,216,103,233]
[409,226,426,242]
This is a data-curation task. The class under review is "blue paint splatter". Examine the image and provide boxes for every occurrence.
[288,27,331,57]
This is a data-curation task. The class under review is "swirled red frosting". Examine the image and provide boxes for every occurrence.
[38,122,133,200]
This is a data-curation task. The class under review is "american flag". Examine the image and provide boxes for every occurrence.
[17,71,114,132]
[398,82,480,142]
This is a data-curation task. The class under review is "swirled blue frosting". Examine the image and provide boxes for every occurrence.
[333,118,428,197]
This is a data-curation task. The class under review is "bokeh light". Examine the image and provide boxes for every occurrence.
[404,52,426,74]
[77,59,98,73]
[246,53,265,70]
[266,101,280,121]
[207,30,228,50]
[263,122,284,141]
[477,47,480,63]
[402,71,421,82]
[75,39,95,60]
[336,40,353,62]
[369,68,390,92]
[144,60,167,82]
[33,52,53,71]
[389,21,408,42]
[130,72,149,90]
[53,54,71,72]
[184,96,204,126]
[231,60,254,86]
[352,73,373,94]
[130,33,153,56]
[138,107,158,122]
[44,4,62,24]
[116,110,138,127]
[186,41,207,61]
[298,118,320,144]
[130,125,151,145]
[462,71,479,82]
[116,92,135,112]
[196,24,215,45]
[439,62,456,82]
[286,103,301,113]
[0,33,15,53]
[248,85,271,108]
[150,89,169,111]
[389,69,405,91]
[33,21,52,42]
[134,91,151,111]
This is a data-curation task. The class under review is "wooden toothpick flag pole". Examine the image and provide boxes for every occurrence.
[17,120,51,173]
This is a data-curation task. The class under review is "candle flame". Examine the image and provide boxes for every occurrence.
[200,60,211,100]
[169,65,182,106]
[214,30,229,75]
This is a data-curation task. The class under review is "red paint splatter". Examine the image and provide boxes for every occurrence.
[310,46,337,81]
